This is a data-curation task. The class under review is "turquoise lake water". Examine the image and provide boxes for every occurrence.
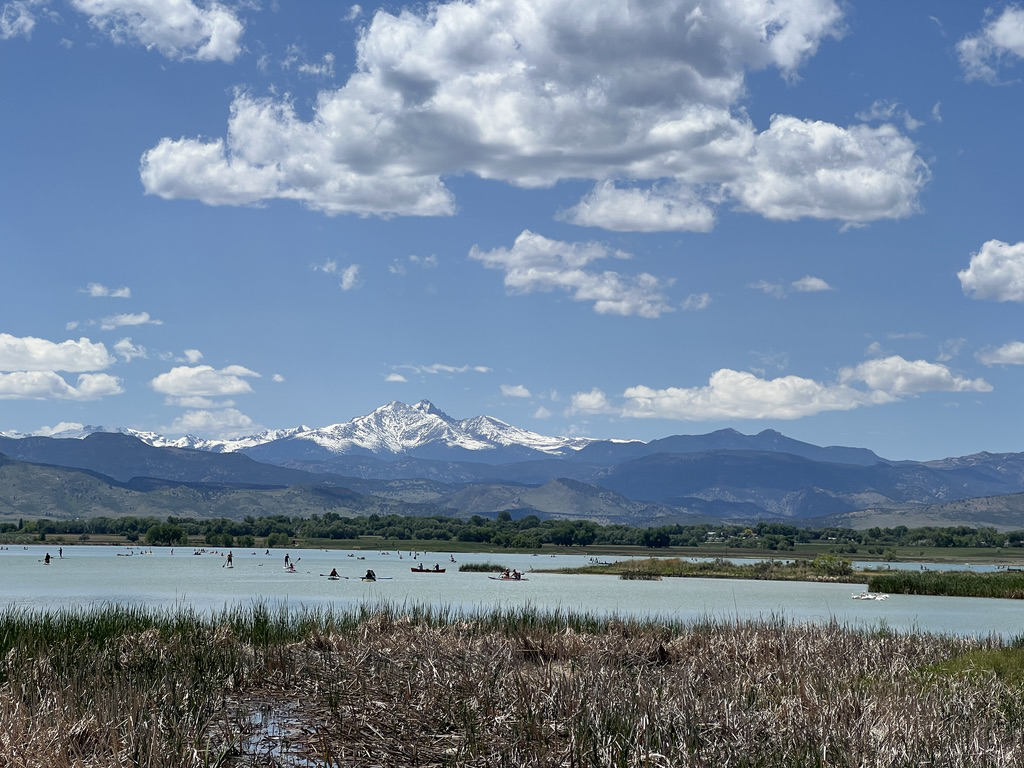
[2,544,1021,638]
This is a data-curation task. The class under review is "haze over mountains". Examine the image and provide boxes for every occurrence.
[3,400,1024,530]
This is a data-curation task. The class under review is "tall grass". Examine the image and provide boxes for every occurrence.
[0,601,1018,767]
[867,570,1024,598]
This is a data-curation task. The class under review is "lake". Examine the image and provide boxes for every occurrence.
[2,544,1020,638]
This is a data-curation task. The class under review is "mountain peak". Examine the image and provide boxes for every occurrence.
[412,399,446,417]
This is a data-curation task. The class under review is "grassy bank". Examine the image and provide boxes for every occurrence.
[1,602,1021,767]
[545,555,865,584]
[867,570,1024,599]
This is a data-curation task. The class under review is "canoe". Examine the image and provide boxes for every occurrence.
[411,567,445,573]
[488,575,528,581]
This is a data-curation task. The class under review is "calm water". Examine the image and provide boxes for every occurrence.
[2,545,1022,638]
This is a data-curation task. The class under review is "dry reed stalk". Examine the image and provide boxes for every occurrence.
[0,606,1019,767]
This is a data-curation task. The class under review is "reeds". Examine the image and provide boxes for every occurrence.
[0,601,1018,767]
[867,570,1024,598]
[458,562,508,572]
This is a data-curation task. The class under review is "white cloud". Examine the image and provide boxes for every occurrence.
[568,388,614,415]
[339,264,360,291]
[792,275,833,292]
[682,292,712,311]
[532,406,551,419]
[0,371,123,400]
[501,384,531,398]
[937,337,966,363]
[271,373,284,383]
[113,337,147,362]
[397,363,492,376]
[562,181,716,233]
[958,6,1024,82]
[392,253,439,275]
[70,0,244,62]
[751,280,786,298]
[84,282,131,298]
[978,341,1024,366]
[0,1,37,39]
[167,408,257,438]
[470,230,673,318]
[384,373,408,383]
[838,356,991,397]
[140,0,925,229]
[150,364,260,397]
[33,421,86,436]
[99,311,162,331]
[615,356,990,421]
[182,348,203,363]
[725,117,928,224]
[622,370,867,420]
[958,240,1024,301]
[344,4,362,22]
[315,260,361,291]
[0,334,113,372]
[855,99,923,132]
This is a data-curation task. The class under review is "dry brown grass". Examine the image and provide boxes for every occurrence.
[0,605,1019,767]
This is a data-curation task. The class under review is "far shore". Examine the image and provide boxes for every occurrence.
[10,532,1024,568]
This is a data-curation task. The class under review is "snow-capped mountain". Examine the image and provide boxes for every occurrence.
[8,401,597,464]
[242,400,597,464]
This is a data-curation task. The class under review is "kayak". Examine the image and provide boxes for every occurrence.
[411,567,445,573]
[489,575,528,581]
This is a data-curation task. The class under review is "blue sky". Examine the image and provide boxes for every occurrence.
[2,0,1024,461]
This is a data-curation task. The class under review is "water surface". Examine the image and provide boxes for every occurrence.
[3,545,1020,638]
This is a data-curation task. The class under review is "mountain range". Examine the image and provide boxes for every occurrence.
[3,400,1024,529]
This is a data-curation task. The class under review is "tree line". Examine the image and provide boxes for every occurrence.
[0,513,1017,552]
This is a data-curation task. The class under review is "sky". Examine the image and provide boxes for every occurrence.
[2,0,1024,462]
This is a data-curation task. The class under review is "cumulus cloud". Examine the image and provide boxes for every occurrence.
[0,1,37,39]
[84,282,131,298]
[958,6,1024,82]
[113,337,147,362]
[725,117,928,224]
[978,341,1024,366]
[384,372,408,383]
[501,384,531,398]
[598,355,991,421]
[99,311,162,331]
[166,408,257,437]
[532,406,552,419]
[470,230,673,318]
[70,0,244,62]
[0,334,113,372]
[569,388,614,415]
[150,364,260,397]
[562,181,716,233]
[0,371,123,400]
[182,348,203,363]
[958,240,1024,301]
[139,0,927,230]
[792,275,833,292]
[838,356,991,397]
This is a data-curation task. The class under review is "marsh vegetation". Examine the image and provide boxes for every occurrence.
[2,602,1023,766]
